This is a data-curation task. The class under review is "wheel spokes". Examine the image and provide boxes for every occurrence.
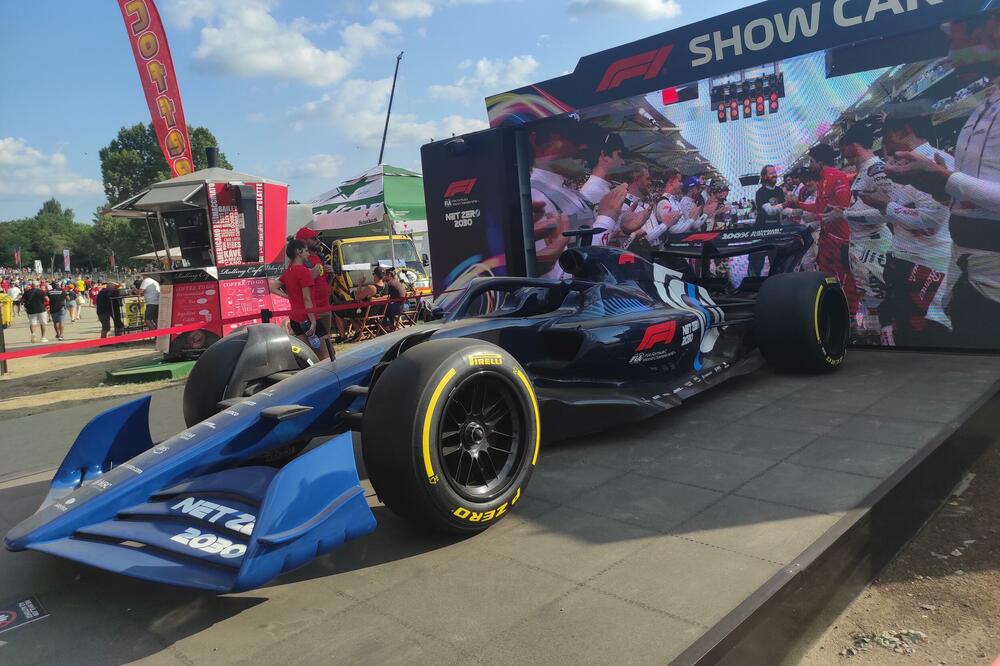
[438,375,523,499]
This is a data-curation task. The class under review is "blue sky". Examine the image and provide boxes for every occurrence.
[0,0,767,221]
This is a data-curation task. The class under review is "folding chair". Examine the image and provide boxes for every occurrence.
[357,297,390,340]
[398,295,420,327]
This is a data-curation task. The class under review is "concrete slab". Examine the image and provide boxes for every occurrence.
[787,435,917,479]
[480,586,705,665]
[590,536,782,626]
[834,413,949,448]
[674,494,841,564]
[737,462,885,513]
[483,506,658,582]
[0,350,997,665]
[567,473,723,532]
[631,443,775,493]
[679,421,820,461]
[365,550,576,651]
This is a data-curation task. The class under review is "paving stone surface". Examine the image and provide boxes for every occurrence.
[0,351,997,664]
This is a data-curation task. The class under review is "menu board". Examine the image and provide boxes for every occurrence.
[208,184,242,266]
[170,281,222,338]
[207,183,265,267]
[219,278,270,334]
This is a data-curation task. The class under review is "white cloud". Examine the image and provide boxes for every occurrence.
[285,153,344,180]
[0,138,103,201]
[428,55,539,104]
[567,0,681,19]
[370,0,495,20]
[370,0,435,19]
[166,0,399,87]
[289,79,487,148]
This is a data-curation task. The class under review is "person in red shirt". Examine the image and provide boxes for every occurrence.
[784,144,861,315]
[270,239,329,360]
[294,227,338,345]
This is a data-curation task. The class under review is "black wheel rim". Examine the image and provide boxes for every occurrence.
[438,372,526,502]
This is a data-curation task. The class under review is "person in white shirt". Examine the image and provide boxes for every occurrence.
[886,11,1000,348]
[675,177,707,233]
[838,123,894,328]
[640,169,685,250]
[7,283,21,316]
[528,126,633,278]
[134,276,160,330]
[859,110,954,345]
[597,164,653,249]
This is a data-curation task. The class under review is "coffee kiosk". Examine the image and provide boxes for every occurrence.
[109,149,290,357]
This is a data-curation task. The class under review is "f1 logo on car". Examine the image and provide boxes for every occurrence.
[682,232,720,242]
[636,321,677,351]
[444,178,477,199]
[596,45,673,93]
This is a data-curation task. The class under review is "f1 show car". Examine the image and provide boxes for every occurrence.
[5,224,849,592]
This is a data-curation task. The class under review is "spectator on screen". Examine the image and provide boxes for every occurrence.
[755,165,786,226]
[886,10,1000,348]
[863,109,955,346]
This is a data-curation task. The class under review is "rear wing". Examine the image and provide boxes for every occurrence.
[654,225,812,284]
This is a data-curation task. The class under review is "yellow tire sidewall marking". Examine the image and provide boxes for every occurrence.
[422,367,457,481]
[514,367,541,466]
[813,286,823,344]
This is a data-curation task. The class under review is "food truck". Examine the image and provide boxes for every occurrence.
[109,149,290,357]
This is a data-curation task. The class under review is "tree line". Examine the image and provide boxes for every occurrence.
[0,123,231,271]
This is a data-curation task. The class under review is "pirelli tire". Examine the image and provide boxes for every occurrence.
[754,272,849,373]
[361,338,540,534]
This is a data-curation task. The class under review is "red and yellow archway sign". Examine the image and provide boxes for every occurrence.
[118,0,194,177]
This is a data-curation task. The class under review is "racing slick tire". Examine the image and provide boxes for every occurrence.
[361,338,540,534]
[182,324,318,427]
[754,272,849,373]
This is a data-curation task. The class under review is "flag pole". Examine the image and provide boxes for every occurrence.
[378,52,403,166]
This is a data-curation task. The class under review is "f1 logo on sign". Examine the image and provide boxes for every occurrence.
[596,45,674,92]
[636,321,677,351]
[444,178,477,199]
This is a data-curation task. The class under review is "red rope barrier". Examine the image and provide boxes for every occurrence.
[0,289,462,363]
[0,321,210,362]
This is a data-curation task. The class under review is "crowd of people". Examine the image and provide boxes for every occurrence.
[528,128,757,280]
[762,24,998,351]
[525,11,998,349]
[0,271,161,342]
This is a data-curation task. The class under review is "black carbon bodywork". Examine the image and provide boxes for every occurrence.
[393,225,811,440]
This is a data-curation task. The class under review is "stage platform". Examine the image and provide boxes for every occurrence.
[0,350,998,664]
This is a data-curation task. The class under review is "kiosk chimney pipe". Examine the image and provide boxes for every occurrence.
[206,146,219,168]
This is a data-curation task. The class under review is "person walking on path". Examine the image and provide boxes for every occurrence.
[22,281,48,343]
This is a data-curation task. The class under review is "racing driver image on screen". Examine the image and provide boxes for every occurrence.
[528,123,642,277]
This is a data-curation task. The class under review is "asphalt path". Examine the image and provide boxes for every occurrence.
[0,386,185,483]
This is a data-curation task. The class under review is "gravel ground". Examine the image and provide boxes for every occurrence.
[801,438,1000,665]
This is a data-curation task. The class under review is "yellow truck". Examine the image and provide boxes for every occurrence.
[324,234,432,302]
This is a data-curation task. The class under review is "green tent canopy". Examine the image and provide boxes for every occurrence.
[307,165,427,241]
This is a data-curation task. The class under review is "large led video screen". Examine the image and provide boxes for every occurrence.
[513,12,998,351]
